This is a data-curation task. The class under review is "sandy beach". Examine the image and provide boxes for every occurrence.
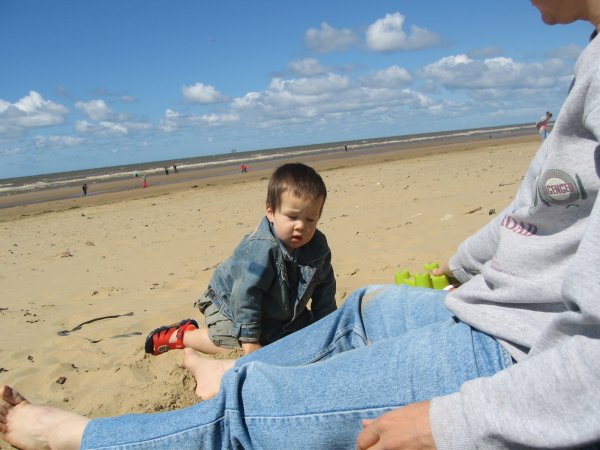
[0,133,539,443]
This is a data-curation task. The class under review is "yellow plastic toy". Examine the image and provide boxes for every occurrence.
[394,262,450,290]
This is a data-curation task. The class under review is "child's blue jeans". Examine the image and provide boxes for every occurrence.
[81,285,512,449]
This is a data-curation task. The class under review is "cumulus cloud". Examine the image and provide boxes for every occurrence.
[182,82,226,104]
[76,99,113,121]
[0,146,26,156]
[366,13,441,52]
[288,58,326,77]
[75,118,150,136]
[159,108,239,132]
[0,91,69,135]
[269,73,351,96]
[362,65,413,88]
[73,99,150,137]
[229,69,433,129]
[421,54,570,90]
[305,22,359,53]
[34,135,85,148]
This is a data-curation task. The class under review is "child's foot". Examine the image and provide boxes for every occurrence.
[182,348,235,399]
[145,319,199,355]
[0,385,89,450]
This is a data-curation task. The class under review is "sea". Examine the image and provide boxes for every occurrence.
[0,123,535,200]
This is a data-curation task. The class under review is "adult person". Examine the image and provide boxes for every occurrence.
[1,0,600,448]
[535,110,553,140]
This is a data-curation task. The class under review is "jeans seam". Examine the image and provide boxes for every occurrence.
[296,325,367,365]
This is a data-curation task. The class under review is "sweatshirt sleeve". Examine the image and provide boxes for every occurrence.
[449,144,548,284]
[431,191,600,449]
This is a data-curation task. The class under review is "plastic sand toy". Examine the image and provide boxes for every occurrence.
[395,262,450,290]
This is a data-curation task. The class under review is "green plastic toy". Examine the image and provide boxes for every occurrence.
[394,262,450,290]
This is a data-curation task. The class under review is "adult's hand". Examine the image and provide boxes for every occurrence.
[356,401,436,450]
[430,262,451,278]
[431,262,459,290]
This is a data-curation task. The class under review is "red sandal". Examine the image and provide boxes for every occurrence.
[145,319,199,355]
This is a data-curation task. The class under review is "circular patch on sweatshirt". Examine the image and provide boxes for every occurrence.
[538,169,579,206]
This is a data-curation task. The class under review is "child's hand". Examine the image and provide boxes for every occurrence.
[242,342,263,355]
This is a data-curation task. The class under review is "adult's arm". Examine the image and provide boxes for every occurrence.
[448,143,548,284]
[431,192,600,449]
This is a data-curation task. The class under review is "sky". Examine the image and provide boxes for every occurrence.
[0,1,593,179]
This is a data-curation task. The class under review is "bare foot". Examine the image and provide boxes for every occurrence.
[0,385,89,450]
[182,348,235,399]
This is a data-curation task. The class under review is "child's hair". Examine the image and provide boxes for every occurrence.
[266,163,327,216]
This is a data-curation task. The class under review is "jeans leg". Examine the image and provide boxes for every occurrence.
[238,284,451,367]
[81,316,511,449]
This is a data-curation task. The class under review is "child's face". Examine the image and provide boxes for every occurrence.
[266,191,324,253]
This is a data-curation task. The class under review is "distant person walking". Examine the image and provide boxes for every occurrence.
[535,111,553,140]
[143,175,148,189]
[240,164,248,173]
[164,167,169,175]
[81,183,88,197]
[173,165,178,174]
[344,144,348,152]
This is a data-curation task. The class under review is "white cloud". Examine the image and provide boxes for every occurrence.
[0,146,26,156]
[269,73,350,97]
[305,22,358,53]
[200,113,239,125]
[0,91,69,135]
[421,54,570,90]
[75,99,113,121]
[182,82,225,103]
[75,118,149,136]
[159,108,239,132]
[75,120,94,133]
[288,58,326,76]
[362,65,413,88]
[229,69,434,129]
[366,13,440,52]
[73,100,150,137]
[98,121,129,135]
[34,135,85,148]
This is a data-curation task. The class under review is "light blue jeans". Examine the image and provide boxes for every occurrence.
[81,285,513,449]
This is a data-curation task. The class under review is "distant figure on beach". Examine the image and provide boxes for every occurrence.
[344,144,348,152]
[142,175,148,189]
[164,167,169,175]
[173,165,178,174]
[81,183,88,197]
[133,170,139,178]
[145,163,336,358]
[535,110,553,140]
[240,164,248,173]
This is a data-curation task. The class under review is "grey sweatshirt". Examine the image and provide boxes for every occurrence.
[430,33,600,449]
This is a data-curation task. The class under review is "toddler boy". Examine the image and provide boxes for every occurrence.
[145,163,336,356]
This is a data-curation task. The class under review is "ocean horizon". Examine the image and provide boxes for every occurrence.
[0,123,535,199]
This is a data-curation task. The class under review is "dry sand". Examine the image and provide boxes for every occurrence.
[0,134,539,440]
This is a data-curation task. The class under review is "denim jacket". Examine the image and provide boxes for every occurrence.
[202,216,336,344]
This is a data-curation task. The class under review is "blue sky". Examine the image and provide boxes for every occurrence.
[0,1,592,178]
